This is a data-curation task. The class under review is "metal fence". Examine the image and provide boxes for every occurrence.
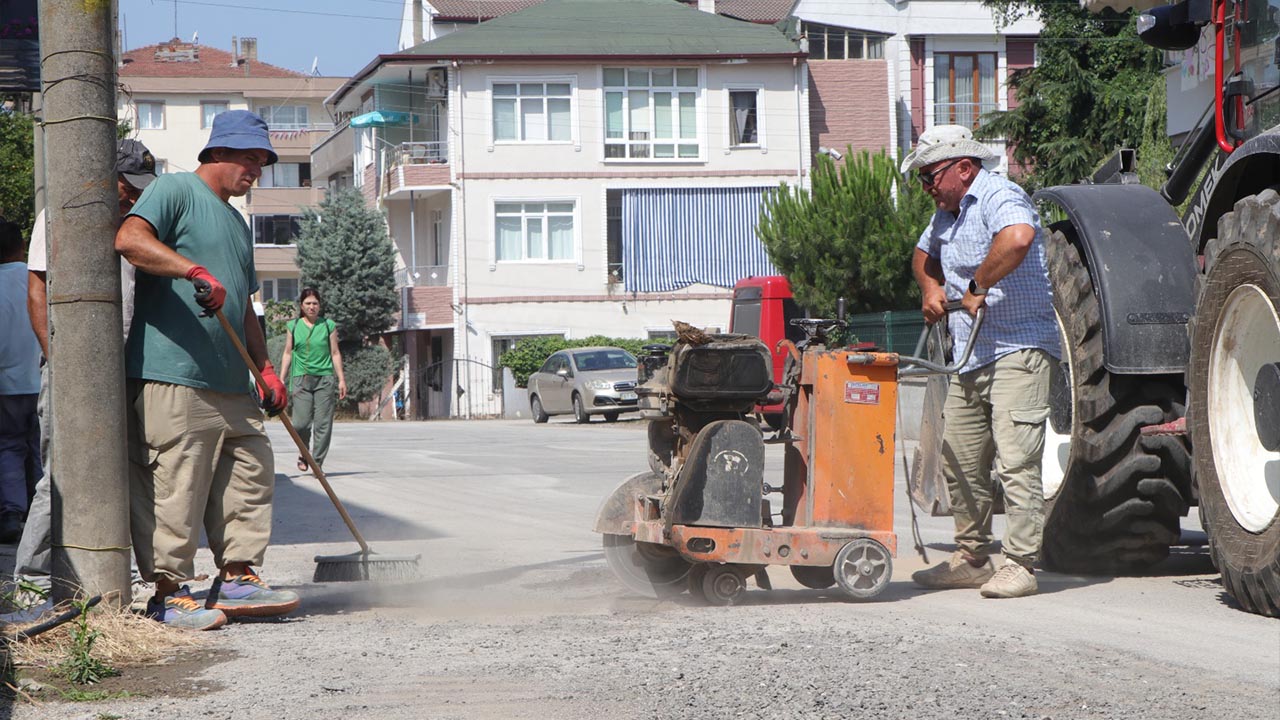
[845,310,929,356]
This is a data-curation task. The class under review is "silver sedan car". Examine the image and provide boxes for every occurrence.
[527,346,639,423]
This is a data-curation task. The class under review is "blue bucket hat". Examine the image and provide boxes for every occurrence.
[199,109,278,166]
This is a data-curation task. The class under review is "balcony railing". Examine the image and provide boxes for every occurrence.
[395,264,450,288]
[390,141,448,167]
[932,102,1000,130]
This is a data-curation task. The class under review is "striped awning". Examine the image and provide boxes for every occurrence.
[622,187,778,293]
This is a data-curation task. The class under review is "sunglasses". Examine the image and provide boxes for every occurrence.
[918,159,963,187]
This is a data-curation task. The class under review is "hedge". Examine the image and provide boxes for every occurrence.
[499,335,650,388]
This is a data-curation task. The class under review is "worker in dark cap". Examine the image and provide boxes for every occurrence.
[116,110,296,630]
[13,138,160,608]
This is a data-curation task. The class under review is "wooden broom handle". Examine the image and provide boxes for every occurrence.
[214,308,371,554]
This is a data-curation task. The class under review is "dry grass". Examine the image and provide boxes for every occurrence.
[6,600,206,670]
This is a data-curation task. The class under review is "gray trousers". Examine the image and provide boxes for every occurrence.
[15,365,140,589]
[290,374,337,467]
[14,365,53,587]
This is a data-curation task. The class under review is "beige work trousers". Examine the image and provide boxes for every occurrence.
[127,381,275,583]
[941,349,1052,568]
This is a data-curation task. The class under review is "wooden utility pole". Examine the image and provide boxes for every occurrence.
[38,0,132,604]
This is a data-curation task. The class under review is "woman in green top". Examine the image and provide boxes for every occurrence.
[280,288,347,471]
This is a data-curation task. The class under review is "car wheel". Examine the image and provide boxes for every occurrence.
[572,394,590,424]
[604,412,620,423]
[530,394,549,424]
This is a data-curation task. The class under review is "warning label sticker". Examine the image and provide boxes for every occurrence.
[845,381,881,405]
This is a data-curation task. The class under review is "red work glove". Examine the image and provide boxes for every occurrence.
[185,265,226,316]
[258,362,288,416]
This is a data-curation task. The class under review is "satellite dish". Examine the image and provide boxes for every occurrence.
[192,30,198,44]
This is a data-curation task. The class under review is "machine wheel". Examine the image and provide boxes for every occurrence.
[1187,190,1280,617]
[687,563,711,600]
[602,534,691,598]
[604,412,620,423]
[1040,226,1193,574]
[572,394,590,424]
[701,565,747,606]
[833,539,892,600]
[789,565,836,589]
[530,395,549,424]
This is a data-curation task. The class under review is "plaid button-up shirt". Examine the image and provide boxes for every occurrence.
[915,169,1060,373]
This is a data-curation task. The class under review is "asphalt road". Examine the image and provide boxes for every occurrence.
[16,417,1280,719]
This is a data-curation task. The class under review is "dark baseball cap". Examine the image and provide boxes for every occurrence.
[117,139,157,190]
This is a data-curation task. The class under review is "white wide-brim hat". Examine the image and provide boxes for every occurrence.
[900,124,1000,174]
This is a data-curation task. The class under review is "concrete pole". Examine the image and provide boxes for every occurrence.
[39,0,133,605]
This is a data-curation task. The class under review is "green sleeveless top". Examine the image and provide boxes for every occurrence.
[287,317,337,378]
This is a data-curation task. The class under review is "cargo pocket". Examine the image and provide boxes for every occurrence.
[1009,407,1050,426]
[1000,406,1051,474]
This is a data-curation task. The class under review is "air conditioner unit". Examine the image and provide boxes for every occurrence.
[426,68,448,98]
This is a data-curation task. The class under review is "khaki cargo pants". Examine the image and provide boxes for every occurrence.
[127,381,275,583]
[941,349,1052,568]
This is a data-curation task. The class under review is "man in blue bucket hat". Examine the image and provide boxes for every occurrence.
[116,109,296,630]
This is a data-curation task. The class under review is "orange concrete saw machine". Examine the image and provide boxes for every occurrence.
[595,301,984,604]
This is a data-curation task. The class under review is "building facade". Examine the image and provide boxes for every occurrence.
[793,0,1041,173]
[320,0,810,419]
[118,37,345,303]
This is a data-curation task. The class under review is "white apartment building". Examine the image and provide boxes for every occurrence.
[118,37,345,303]
[316,0,810,418]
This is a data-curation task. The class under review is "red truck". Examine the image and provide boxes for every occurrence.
[728,275,806,428]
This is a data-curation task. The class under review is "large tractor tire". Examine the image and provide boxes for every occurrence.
[1040,226,1193,573]
[1187,191,1280,617]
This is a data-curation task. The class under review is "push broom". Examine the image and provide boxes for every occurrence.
[215,308,421,582]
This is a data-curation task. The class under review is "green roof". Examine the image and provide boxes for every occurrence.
[397,0,801,58]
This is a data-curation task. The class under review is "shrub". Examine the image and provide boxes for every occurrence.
[499,336,650,388]
[342,343,396,404]
[266,334,286,370]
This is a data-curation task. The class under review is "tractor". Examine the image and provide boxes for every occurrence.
[1022,0,1279,616]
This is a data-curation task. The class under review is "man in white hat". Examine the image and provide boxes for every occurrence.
[904,124,1059,599]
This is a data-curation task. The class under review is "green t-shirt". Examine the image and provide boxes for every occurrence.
[286,317,336,378]
[125,173,258,395]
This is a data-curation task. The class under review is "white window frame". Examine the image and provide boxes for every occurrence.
[601,66,705,163]
[487,75,579,149]
[136,101,165,130]
[258,104,310,130]
[726,86,766,151]
[490,197,581,268]
[201,101,229,129]
[252,214,304,247]
[260,277,300,303]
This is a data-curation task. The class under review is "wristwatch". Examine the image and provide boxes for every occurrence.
[968,278,989,296]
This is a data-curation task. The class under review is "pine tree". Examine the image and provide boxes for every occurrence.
[294,189,398,402]
[755,150,936,315]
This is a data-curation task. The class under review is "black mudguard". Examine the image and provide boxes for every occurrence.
[1034,184,1197,374]
[668,419,764,529]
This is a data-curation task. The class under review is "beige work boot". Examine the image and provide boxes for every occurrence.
[911,551,995,589]
[980,560,1038,598]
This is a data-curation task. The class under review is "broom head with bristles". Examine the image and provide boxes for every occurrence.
[312,551,422,583]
